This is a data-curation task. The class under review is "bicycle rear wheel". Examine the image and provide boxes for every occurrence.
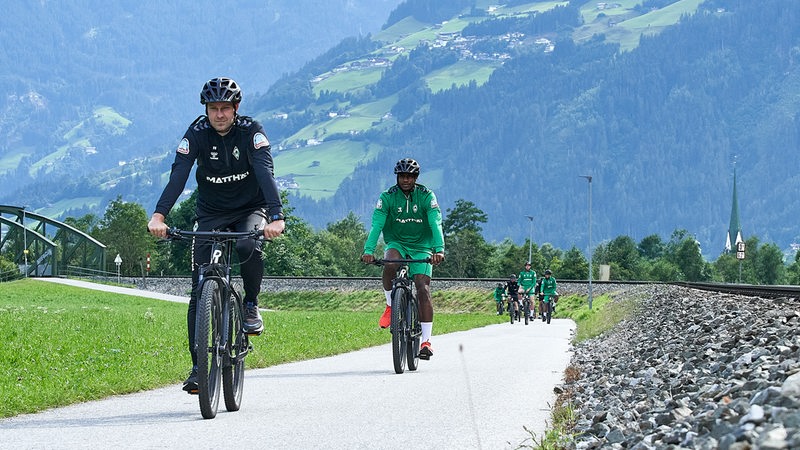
[196,278,223,419]
[406,295,420,371]
[523,301,530,325]
[223,293,246,412]
[390,287,407,374]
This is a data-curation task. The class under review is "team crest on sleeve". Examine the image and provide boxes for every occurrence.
[430,198,439,209]
[376,198,383,209]
[253,132,270,150]
[177,138,190,154]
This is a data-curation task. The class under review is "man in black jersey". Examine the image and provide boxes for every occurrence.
[148,77,285,393]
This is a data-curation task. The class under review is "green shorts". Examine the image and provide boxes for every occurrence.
[385,242,433,277]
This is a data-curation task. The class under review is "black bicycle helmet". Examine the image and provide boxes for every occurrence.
[545,269,552,275]
[394,158,420,175]
[200,77,242,105]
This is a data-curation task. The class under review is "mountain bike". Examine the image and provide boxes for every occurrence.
[164,227,265,419]
[542,294,556,324]
[521,294,531,326]
[371,258,430,374]
[508,296,520,324]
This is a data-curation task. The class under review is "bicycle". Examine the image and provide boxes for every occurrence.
[163,227,265,419]
[370,258,430,374]
[521,294,532,326]
[542,294,556,324]
[508,296,520,324]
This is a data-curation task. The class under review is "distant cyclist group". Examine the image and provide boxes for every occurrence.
[493,262,558,325]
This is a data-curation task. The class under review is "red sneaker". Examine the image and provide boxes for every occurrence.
[379,305,392,328]
[419,341,433,360]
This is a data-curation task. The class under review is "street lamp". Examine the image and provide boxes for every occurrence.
[579,176,593,310]
[524,215,533,263]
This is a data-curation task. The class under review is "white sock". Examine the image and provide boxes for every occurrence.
[384,290,392,307]
[421,322,433,343]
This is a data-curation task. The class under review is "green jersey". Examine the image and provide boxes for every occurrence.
[493,286,505,302]
[541,276,557,296]
[518,269,537,293]
[363,183,445,255]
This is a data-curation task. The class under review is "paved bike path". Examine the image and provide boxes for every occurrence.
[3,280,575,449]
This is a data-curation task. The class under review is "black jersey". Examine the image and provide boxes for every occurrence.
[155,115,282,219]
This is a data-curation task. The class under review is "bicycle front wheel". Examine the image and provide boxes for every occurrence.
[223,292,246,412]
[390,287,407,374]
[196,278,223,419]
[523,302,530,326]
[406,295,420,371]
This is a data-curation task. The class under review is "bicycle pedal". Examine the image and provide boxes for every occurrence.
[186,388,198,395]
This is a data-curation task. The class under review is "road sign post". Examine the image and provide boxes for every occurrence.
[114,254,122,284]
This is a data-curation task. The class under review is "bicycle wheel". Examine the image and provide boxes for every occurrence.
[523,301,529,325]
[545,299,552,324]
[509,303,514,325]
[223,293,246,412]
[406,294,420,371]
[196,278,223,419]
[390,287,407,374]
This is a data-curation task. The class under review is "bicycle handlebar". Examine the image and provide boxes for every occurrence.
[369,257,432,265]
[163,227,268,242]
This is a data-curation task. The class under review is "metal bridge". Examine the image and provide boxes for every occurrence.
[0,205,106,278]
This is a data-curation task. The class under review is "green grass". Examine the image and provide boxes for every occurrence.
[0,279,505,418]
[425,60,500,93]
[274,140,383,200]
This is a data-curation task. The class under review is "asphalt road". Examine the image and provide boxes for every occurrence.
[2,280,575,450]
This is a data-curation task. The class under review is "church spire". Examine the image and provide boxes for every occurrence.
[725,165,743,252]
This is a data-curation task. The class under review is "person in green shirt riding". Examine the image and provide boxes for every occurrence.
[361,158,445,360]
[540,269,558,324]
[518,261,537,320]
[493,282,506,315]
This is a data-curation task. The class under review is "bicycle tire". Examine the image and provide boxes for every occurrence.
[223,292,245,412]
[196,278,223,419]
[390,287,407,374]
[509,302,514,325]
[406,294,420,371]
[523,301,530,325]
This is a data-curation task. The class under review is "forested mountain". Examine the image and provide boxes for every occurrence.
[0,0,402,215]
[2,0,799,260]
[257,0,800,257]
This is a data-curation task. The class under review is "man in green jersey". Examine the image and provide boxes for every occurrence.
[540,269,558,324]
[518,262,537,320]
[361,158,445,360]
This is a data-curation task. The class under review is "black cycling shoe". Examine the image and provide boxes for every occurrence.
[243,303,264,335]
[183,367,198,394]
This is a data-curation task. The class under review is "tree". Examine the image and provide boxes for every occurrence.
[638,234,665,260]
[605,235,641,280]
[754,242,785,285]
[94,196,153,276]
[442,199,488,235]
[560,246,588,280]
[786,251,800,285]
[435,229,491,278]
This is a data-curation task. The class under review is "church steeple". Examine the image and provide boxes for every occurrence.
[725,166,743,252]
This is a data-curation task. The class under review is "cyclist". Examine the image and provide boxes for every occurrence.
[518,261,537,321]
[147,77,285,393]
[505,274,521,320]
[493,282,506,315]
[540,269,558,323]
[361,158,445,360]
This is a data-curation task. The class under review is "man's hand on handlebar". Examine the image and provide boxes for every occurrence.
[430,252,445,265]
[361,254,375,264]
[147,213,168,239]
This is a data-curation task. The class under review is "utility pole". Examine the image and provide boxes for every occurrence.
[579,176,593,309]
[525,215,533,263]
